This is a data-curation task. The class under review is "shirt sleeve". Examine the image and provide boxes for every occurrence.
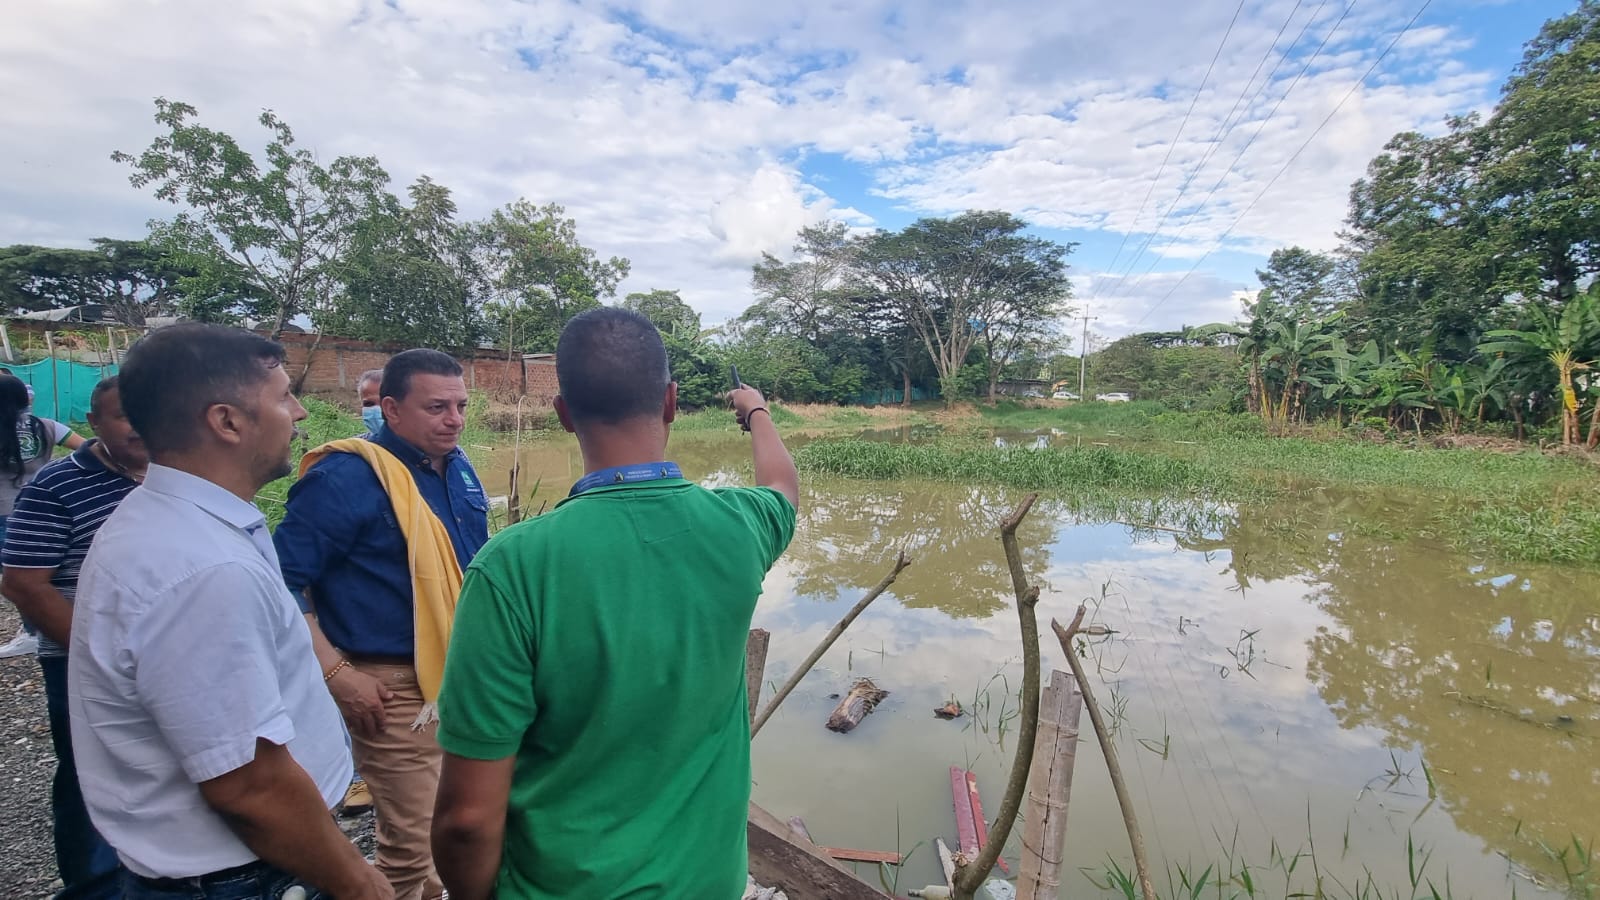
[713,486,797,571]
[436,563,538,760]
[45,419,71,444]
[131,564,298,783]
[272,457,369,607]
[1,477,70,570]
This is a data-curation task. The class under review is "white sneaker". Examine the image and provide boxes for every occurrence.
[0,627,38,658]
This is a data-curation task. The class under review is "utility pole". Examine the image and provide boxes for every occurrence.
[1077,314,1097,399]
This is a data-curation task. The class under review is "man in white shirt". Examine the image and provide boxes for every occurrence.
[69,323,391,900]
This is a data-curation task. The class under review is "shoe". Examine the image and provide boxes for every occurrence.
[0,627,37,659]
[339,779,373,816]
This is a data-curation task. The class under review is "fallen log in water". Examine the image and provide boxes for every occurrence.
[826,678,889,733]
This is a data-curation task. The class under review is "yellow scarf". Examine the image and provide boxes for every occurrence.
[299,439,464,730]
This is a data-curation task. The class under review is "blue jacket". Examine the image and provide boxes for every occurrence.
[274,425,490,656]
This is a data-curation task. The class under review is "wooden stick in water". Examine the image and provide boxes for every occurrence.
[750,550,911,738]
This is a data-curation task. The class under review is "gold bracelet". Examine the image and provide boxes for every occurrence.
[323,659,351,683]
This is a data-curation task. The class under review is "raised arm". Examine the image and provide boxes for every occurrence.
[730,385,799,509]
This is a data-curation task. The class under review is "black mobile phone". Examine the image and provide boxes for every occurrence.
[730,364,742,390]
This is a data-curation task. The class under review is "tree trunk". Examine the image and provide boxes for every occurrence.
[1246,360,1261,416]
[1586,395,1600,450]
[902,368,913,408]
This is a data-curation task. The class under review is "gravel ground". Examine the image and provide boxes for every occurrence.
[0,602,377,900]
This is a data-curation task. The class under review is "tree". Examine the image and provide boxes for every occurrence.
[1340,124,1499,360]
[0,239,194,325]
[1479,1,1600,308]
[113,98,392,334]
[1254,247,1339,323]
[622,289,700,334]
[476,200,629,353]
[321,177,485,349]
[1480,292,1600,446]
[747,222,858,346]
[854,211,1073,406]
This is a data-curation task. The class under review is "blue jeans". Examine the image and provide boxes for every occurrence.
[39,655,121,899]
[120,862,328,900]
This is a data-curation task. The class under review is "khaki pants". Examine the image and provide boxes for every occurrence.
[350,662,444,900]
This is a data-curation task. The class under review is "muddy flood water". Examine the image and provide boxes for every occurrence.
[485,429,1599,898]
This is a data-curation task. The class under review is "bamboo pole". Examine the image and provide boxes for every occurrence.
[952,493,1041,900]
[1051,609,1157,900]
[750,550,911,738]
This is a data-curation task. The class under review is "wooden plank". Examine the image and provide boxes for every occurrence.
[821,847,902,865]
[1017,670,1085,900]
[746,629,771,725]
[949,766,978,860]
[935,837,957,891]
[965,769,1010,875]
[748,802,893,900]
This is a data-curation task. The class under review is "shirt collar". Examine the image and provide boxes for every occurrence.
[70,440,106,472]
[372,425,462,471]
[142,464,266,532]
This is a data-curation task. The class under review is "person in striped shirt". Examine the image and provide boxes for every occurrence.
[1,376,145,899]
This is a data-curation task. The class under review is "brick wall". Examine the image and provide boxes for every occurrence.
[277,334,554,409]
[1,319,557,410]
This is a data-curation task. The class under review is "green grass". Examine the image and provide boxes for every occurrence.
[672,402,808,433]
[793,420,1600,566]
[256,396,364,529]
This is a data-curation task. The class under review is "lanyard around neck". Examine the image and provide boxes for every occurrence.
[568,462,683,497]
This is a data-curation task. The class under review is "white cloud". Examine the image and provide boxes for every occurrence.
[0,0,1516,334]
[1075,270,1255,338]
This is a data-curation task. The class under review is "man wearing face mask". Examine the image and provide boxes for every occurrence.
[274,349,489,900]
[358,369,384,437]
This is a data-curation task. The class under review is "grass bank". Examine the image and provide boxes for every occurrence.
[797,402,1600,567]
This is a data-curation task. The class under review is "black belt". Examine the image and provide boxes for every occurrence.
[132,859,274,891]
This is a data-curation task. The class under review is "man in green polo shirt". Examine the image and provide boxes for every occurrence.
[431,307,799,900]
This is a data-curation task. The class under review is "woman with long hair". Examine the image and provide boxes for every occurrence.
[0,373,85,658]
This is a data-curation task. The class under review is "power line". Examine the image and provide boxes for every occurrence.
[1109,0,1360,301]
[1136,0,1438,325]
[1106,0,1320,287]
[1104,0,1250,276]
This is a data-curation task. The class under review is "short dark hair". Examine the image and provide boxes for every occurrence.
[555,308,670,424]
[380,350,463,403]
[89,376,119,416]
[119,324,286,456]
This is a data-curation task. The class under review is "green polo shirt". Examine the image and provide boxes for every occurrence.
[436,478,796,900]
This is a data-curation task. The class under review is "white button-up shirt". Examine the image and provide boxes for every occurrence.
[68,464,352,879]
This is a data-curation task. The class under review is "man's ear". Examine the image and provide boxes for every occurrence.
[663,382,678,425]
[380,396,401,422]
[553,396,578,434]
[202,403,246,447]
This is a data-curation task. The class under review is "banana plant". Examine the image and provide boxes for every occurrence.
[1480,293,1600,446]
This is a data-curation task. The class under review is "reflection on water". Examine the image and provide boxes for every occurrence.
[488,432,1598,896]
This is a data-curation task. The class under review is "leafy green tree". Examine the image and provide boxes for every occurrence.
[321,177,484,349]
[0,239,194,325]
[476,200,629,352]
[1479,1,1600,307]
[1254,247,1340,323]
[622,289,700,334]
[1340,123,1499,359]
[853,211,1073,406]
[113,98,392,334]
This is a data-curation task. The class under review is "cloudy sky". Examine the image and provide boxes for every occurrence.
[0,0,1571,340]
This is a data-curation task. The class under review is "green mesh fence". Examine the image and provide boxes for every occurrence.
[6,358,118,424]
